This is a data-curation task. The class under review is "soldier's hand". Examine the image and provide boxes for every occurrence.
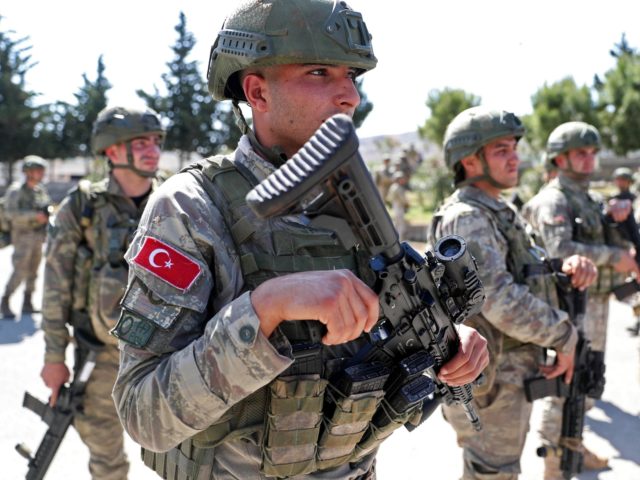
[438,324,489,386]
[539,349,575,384]
[607,198,632,222]
[562,255,597,290]
[41,362,70,406]
[613,250,640,276]
[251,269,379,345]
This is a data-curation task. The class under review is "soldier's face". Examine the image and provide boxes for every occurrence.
[129,134,162,173]
[25,168,45,184]
[564,147,597,175]
[245,63,360,158]
[482,136,520,188]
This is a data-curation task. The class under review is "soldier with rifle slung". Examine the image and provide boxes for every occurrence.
[110,1,489,479]
[17,106,165,480]
[429,107,597,480]
[522,121,637,477]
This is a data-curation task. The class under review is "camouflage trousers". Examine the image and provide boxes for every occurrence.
[443,345,540,479]
[539,294,609,445]
[74,345,129,480]
[3,230,44,297]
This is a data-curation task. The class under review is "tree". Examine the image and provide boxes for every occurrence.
[524,77,599,151]
[353,78,373,129]
[418,88,481,147]
[0,17,39,184]
[595,34,640,154]
[138,12,239,167]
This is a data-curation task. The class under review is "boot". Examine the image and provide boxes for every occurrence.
[1,295,15,319]
[582,444,609,470]
[22,293,38,314]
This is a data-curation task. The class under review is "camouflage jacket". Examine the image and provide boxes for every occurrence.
[112,136,375,479]
[431,186,576,355]
[42,175,156,362]
[3,181,51,233]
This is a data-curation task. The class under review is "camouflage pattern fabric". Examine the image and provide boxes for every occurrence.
[42,174,155,478]
[112,136,376,479]
[374,164,393,201]
[430,185,577,479]
[2,181,50,297]
[387,182,409,241]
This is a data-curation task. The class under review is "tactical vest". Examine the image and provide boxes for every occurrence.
[141,156,416,480]
[433,190,560,352]
[69,179,145,346]
[548,182,624,295]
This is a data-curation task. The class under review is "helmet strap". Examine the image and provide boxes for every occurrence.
[232,100,288,167]
[455,149,512,190]
[557,154,592,183]
[108,142,156,178]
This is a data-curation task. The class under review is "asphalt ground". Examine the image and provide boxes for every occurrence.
[1,245,638,479]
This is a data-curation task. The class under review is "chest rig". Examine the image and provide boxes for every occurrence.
[548,181,623,295]
[434,191,560,351]
[142,156,396,479]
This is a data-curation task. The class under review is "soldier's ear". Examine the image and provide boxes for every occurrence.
[460,155,480,177]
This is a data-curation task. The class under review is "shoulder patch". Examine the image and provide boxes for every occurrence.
[132,236,202,292]
[111,310,157,348]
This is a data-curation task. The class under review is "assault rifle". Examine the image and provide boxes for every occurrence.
[245,114,486,430]
[524,262,606,480]
[15,331,102,480]
[608,208,640,300]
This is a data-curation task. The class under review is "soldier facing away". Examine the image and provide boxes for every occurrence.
[40,106,165,479]
[522,121,639,478]
[1,155,51,319]
[111,1,489,479]
[429,107,597,479]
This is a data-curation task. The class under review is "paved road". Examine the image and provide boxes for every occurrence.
[1,245,638,479]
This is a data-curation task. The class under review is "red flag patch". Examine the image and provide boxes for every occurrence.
[132,237,202,291]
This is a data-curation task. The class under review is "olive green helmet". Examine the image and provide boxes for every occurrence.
[91,106,165,155]
[22,155,47,171]
[443,106,525,170]
[613,167,633,181]
[207,0,377,102]
[546,121,601,162]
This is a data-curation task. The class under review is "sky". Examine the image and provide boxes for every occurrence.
[2,0,640,139]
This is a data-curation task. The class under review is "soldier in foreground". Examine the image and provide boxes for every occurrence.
[429,107,597,479]
[111,1,489,479]
[1,155,51,319]
[523,122,639,477]
[40,106,164,479]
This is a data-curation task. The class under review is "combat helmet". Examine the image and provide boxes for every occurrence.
[21,155,47,171]
[613,167,633,181]
[91,106,165,177]
[443,106,525,187]
[207,0,377,102]
[546,121,600,162]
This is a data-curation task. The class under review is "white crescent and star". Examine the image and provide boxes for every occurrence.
[148,248,173,269]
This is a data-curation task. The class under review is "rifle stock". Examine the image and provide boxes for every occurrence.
[246,114,485,431]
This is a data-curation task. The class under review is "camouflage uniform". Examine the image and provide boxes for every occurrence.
[387,176,409,241]
[431,185,577,480]
[522,174,625,454]
[2,178,50,311]
[43,175,158,479]
[112,136,381,479]
[374,161,394,202]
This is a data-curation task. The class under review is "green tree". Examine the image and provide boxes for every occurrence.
[418,88,481,146]
[353,78,373,129]
[0,18,39,183]
[138,12,239,167]
[595,34,640,154]
[524,77,599,151]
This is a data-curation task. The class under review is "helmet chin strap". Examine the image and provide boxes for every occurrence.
[557,155,592,183]
[232,100,288,167]
[108,142,157,178]
[456,149,512,190]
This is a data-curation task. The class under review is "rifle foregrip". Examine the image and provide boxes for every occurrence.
[246,114,359,219]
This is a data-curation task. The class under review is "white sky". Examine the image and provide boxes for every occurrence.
[2,0,639,139]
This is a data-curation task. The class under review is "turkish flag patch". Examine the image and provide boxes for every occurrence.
[132,236,202,291]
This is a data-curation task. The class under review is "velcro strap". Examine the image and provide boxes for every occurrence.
[264,426,321,447]
[231,216,256,245]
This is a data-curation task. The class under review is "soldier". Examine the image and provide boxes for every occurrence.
[111,1,489,479]
[387,170,410,241]
[374,157,394,201]
[40,106,165,479]
[611,166,636,202]
[429,107,597,480]
[1,155,51,319]
[522,121,639,477]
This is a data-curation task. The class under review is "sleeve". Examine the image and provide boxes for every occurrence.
[4,187,39,229]
[525,192,624,267]
[438,209,576,353]
[41,194,84,363]
[112,174,293,452]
